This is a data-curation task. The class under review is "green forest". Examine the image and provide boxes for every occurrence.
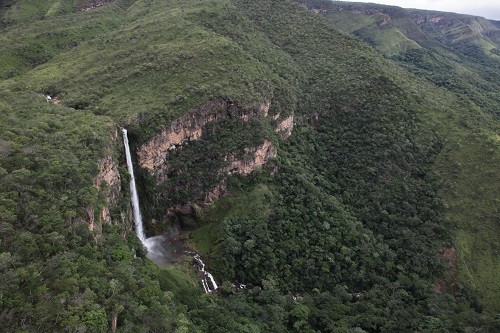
[0,0,498,332]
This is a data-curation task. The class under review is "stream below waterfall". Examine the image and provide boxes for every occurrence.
[122,128,218,292]
[145,234,219,292]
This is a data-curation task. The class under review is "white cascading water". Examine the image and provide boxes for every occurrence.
[122,128,147,244]
[122,128,218,293]
[187,251,219,293]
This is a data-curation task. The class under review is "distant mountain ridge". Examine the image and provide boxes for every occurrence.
[299,1,500,54]
[298,0,500,118]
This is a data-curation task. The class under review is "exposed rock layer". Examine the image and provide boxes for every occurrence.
[222,140,277,176]
[80,0,114,11]
[299,1,500,44]
[138,99,272,172]
[275,115,294,138]
[136,98,293,219]
[95,155,121,223]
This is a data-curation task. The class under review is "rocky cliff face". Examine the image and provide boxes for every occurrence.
[138,98,292,180]
[221,140,277,176]
[136,98,293,220]
[138,99,272,174]
[95,155,121,222]
[275,115,294,138]
[376,14,393,29]
[299,0,500,45]
[407,12,499,42]
[92,127,121,230]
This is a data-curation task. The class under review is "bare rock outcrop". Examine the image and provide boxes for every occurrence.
[95,155,121,223]
[91,127,121,230]
[376,14,393,29]
[275,115,294,138]
[204,182,228,206]
[95,155,121,195]
[222,140,278,176]
[80,0,114,11]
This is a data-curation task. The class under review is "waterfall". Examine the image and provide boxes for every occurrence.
[122,128,218,293]
[122,128,147,244]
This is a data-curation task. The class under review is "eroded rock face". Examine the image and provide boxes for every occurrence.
[204,182,228,206]
[80,0,114,11]
[259,101,271,117]
[96,156,120,195]
[275,115,294,138]
[136,98,293,219]
[376,14,393,29]
[138,99,270,172]
[222,140,278,175]
[300,1,499,45]
[92,128,121,229]
[95,155,121,223]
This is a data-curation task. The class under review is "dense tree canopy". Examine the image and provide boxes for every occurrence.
[0,0,498,332]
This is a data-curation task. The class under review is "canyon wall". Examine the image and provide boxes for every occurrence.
[221,140,277,176]
[138,99,274,173]
[92,127,121,231]
[136,98,293,219]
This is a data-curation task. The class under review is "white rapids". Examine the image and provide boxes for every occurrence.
[186,251,219,293]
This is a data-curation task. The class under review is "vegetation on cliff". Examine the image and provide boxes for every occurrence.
[0,0,498,332]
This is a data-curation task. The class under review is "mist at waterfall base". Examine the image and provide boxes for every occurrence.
[143,230,186,266]
[122,128,218,292]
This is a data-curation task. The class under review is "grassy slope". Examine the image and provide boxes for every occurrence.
[1,0,290,140]
[0,89,115,225]
[407,75,500,310]
[187,183,274,255]
[395,34,500,313]
[0,5,124,79]
[431,105,500,311]
[322,9,421,55]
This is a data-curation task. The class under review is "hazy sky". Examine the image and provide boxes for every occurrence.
[337,1,500,20]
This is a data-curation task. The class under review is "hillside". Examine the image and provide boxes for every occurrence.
[298,0,500,313]
[298,0,500,117]
[0,0,498,332]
